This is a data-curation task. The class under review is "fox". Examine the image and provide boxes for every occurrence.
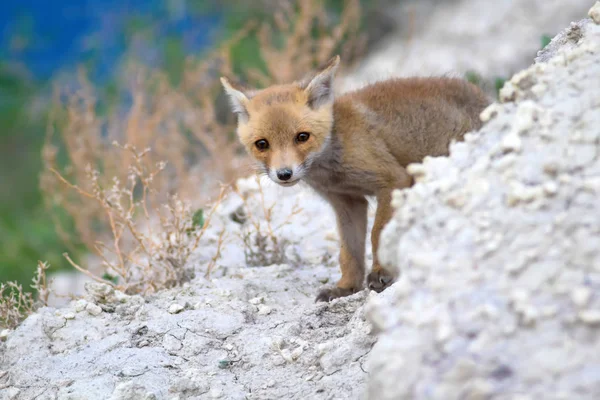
[220,55,490,302]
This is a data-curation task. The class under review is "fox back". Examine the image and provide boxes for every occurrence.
[221,56,489,190]
[333,76,489,167]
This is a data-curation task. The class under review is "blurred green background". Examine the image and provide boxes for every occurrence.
[1,0,223,286]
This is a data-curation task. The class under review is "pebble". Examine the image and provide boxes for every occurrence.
[291,347,303,360]
[501,132,522,152]
[588,2,600,24]
[280,348,293,363]
[74,299,88,312]
[168,304,185,314]
[249,297,264,305]
[479,103,501,122]
[324,231,338,241]
[578,310,600,326]
[543,181,559,196]
[64,312,76,320]
[85,303,103,316]
[571,287,592,308]
[257,305,272,315]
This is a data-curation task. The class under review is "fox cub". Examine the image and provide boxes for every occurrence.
[221,56,489,302]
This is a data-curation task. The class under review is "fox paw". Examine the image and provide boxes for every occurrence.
[367,268,394,293]
[315,287,358,302]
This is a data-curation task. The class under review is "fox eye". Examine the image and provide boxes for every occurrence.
[255,139,269,151]
[296,132,310,143]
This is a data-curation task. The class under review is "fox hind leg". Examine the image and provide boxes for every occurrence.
[368,168,413,292]
[367,190,395,292]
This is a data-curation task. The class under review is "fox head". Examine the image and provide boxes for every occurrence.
[220,56,340,186]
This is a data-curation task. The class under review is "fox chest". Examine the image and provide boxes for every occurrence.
[304,166,378,197]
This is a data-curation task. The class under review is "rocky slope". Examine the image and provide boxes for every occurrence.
[0,178,378,400]
[368,8,600,400]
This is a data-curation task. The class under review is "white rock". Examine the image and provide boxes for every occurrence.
[109,381,156,400]
[85,303,103,316]
[257,304,272,316]
[578,310,600,326]
[368,17,600,400]
[317,342,333,356]
[168,303,185,314]
[209,388,224,399]
[499,82,516,102]
[589,2,600,24]
[64,312,76,320]
[248,296,264,305]
[435,322,454,343]
[480,103,501,122]
[324,230,338,241]
[74,299,88,312]
[169,368,209,396]
[501,133,522,152]
[223,343,234,351]
[280,348,294,363]
[543,181,559,196]
[571,287,592,307]
[290,347,303,361]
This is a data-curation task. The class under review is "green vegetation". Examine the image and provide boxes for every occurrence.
[494,77,507,96]
[0,64,72,285]
[541,34,553,49]
[464,70,483,87]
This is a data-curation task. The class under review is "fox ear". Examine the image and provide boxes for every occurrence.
[220,77,250,123]
[302,55,340,109]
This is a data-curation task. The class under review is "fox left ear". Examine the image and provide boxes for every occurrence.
[220,77,251,123]
[302,55,340,109]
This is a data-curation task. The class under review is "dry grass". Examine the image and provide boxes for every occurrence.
[38,0,364,294]
[234,177,303,267]
[242,0,364,86]
[1,261,51,330]
[41,63,242,254]
[46,143,227,295]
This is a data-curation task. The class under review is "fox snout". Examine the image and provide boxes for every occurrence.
[266,149,305,186]
[269,165,302,186]
[276,168,293,181]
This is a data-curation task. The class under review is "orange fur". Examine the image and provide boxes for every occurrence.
[221,56,490,301]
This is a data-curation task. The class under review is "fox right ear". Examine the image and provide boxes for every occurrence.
[220,77,250,123]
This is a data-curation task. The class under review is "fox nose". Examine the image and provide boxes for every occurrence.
[276,168,293,181]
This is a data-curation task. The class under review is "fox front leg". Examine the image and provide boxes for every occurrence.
[316,194,368,302]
